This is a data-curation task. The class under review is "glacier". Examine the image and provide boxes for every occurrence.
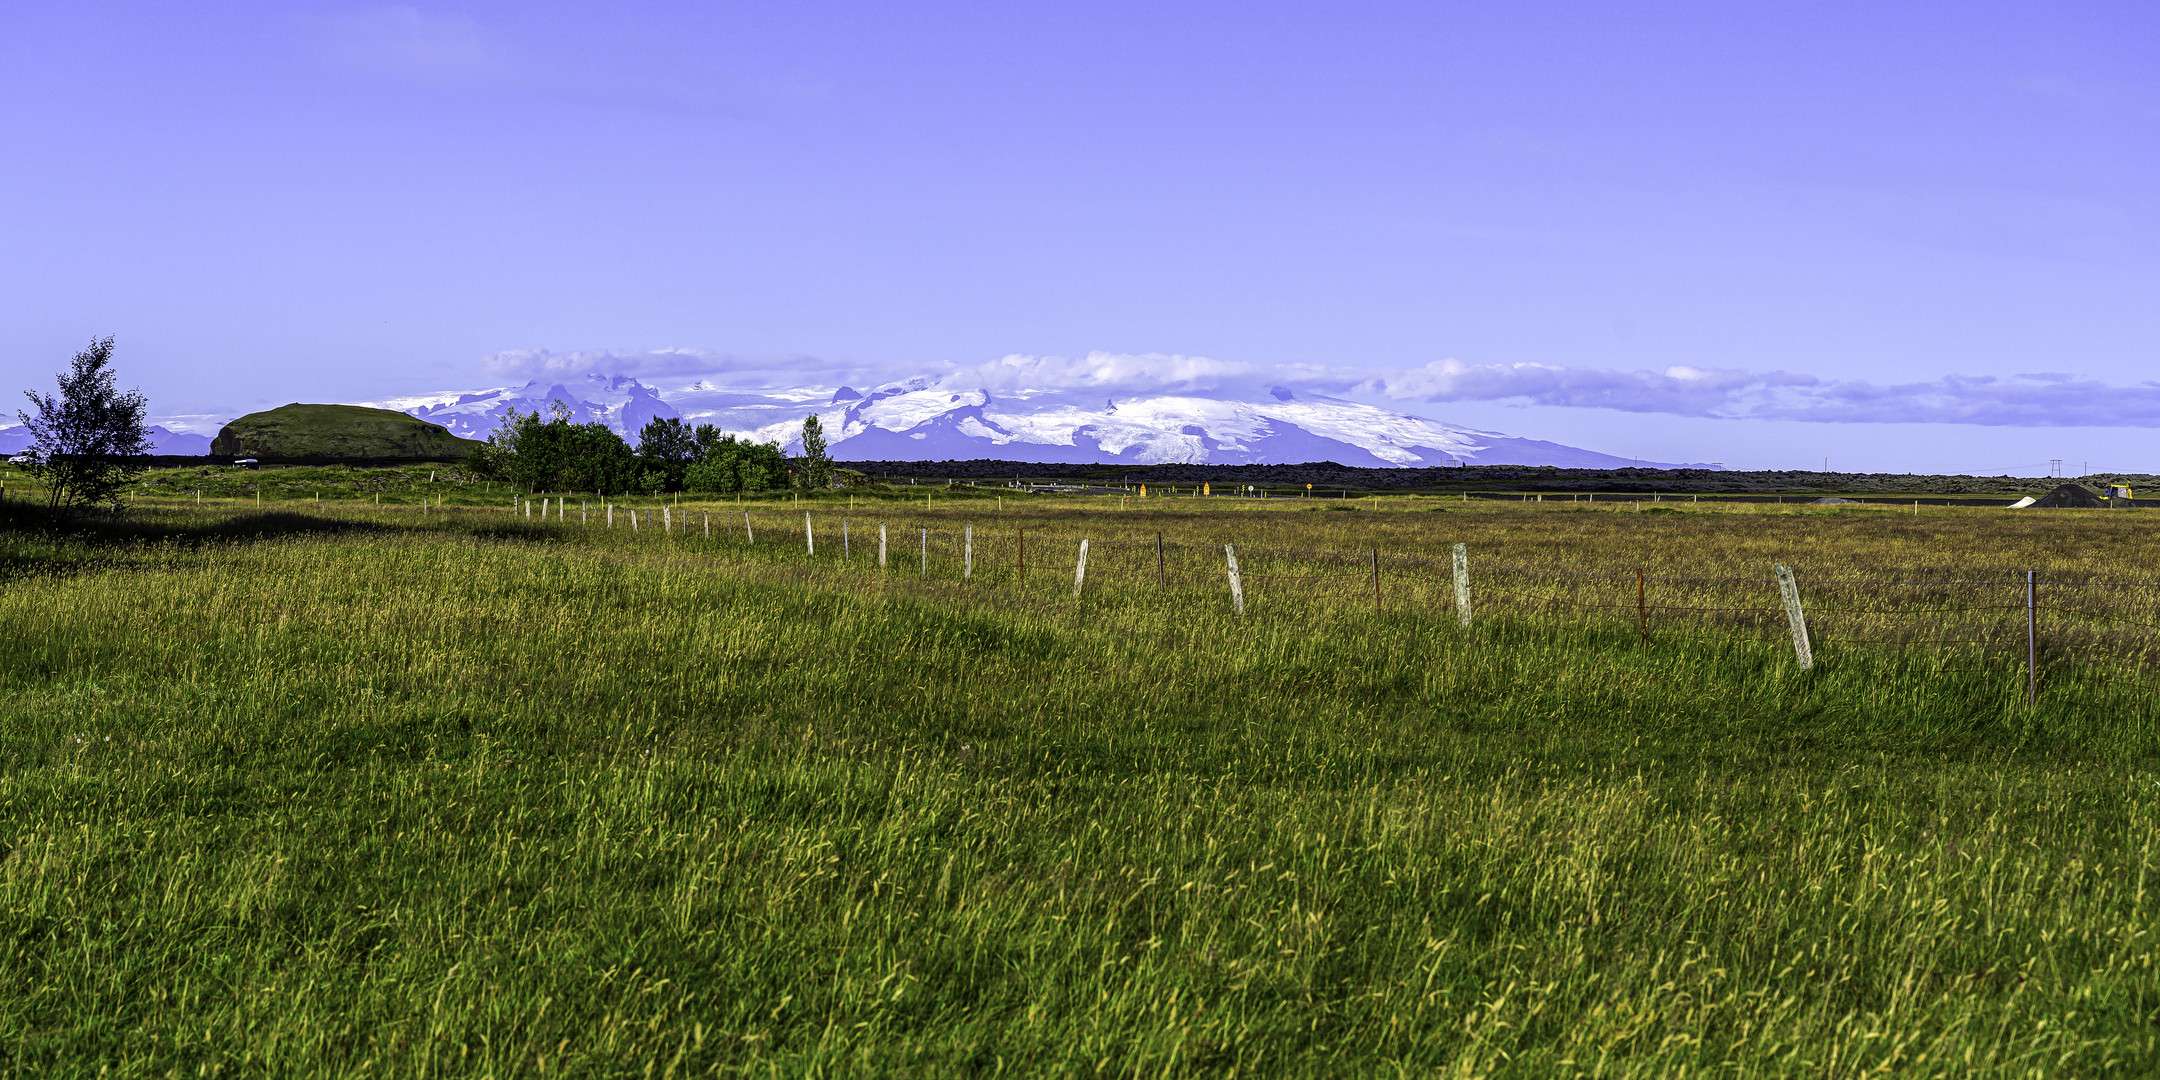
[360,373,1708,469]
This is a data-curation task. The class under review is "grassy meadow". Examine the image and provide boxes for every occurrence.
[3,477,2158,1076]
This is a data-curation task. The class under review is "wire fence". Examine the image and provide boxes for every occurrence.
[317,497,2160,700]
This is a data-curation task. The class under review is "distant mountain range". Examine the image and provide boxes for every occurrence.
[0,424,209,456]
[0,373,1707,468]
[365,374,1709,469]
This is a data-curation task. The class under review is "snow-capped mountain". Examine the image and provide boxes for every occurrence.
[0,424,211,456]
[362,373,1707,469]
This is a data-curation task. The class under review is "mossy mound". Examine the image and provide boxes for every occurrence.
[211,404,481,460]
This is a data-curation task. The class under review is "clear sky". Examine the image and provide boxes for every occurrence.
[3,1,2155,472]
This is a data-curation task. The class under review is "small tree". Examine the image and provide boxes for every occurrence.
[800,413,834,491]
[18,336,153,510]
[684,431,788,494]
[467,402,639,495]
[636,416,701,493]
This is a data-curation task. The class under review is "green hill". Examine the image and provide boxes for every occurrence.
[210,404,482,460]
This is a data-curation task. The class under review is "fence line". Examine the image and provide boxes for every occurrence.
[103,498,2160,700]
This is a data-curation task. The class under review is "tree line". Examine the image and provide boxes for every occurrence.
[465,403,836,496]
[11,337,841,510]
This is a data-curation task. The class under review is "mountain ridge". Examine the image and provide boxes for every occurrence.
[366,373,1712,470]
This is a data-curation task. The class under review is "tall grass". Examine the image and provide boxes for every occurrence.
[1,499,2156,1075]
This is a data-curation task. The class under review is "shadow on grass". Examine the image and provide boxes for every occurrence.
[0,503,426,581]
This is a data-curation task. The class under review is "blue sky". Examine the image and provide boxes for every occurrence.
[3,1,2155,472]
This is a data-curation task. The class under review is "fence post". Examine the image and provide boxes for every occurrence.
[964,524,973,579]
[1772,563,1812,670]
[1073,538,1090,598]
[664,505,671,532]
[1224,544,1245,615]
[920,528,928,577]
[744,511,754,543]
[703,511,708,536]
[607,503,613,528]
[878,523,887,568]
[631,507,639,531]
[1452,542,1472,627]
[1371,548,1381,612]
[843,520,850,560]
[1637,567,1647,647]
[1156,532,1165,590]
[805,511,814,555]
[1019,528,1026,584]
[2026,569,2037,706]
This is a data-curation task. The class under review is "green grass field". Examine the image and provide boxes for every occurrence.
[3,480,2157,1076]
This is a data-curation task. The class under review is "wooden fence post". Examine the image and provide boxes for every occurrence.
[664,505,671,532]
[1452,542,1472,627]
[1636,567,1648,647]
[1156,533,1165,589]
[805,511,814,555]
[964,524,973,579]
[1073,538,1090,598]
[920,527,928,577]
[878,522,888,568]
[607,503,613,528]
[631,507,638,531]
[744,511,754,543]
[843,520,850,560]
[1225,544,1245,615]
[1773,563,1812,670]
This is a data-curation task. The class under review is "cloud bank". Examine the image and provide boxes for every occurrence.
[1365,361,2160,427]
[472,348,2157,428]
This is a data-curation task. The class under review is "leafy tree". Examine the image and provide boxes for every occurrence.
[17,336,153,510]
[684,432,788,493]
[636,417,701,494]
[468,403,640,495]
[799,413,834,491]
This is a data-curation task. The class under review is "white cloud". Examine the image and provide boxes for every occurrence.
[1367,359,2160,427]
[467,347,2160,429]
[298,7,783,117]
[933,351,1266,394]
[305,7,515,86]
[478,347,865,385]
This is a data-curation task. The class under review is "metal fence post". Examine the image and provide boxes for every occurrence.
[2027,569,2038,706]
